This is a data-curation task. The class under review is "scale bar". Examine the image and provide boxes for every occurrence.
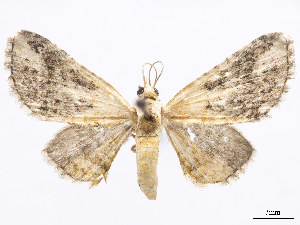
[253,218,294,219]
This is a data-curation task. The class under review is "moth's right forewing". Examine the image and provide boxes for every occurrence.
[5,30,134,125]
[164,33,294,124]
[43,121,133,186]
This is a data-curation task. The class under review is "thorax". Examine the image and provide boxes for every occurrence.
[134,97,163,137]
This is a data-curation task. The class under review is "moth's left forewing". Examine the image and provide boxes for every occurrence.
[5,30,135,125]
[163,33,294,125]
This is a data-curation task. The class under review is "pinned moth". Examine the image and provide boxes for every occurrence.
[5,31,294,200]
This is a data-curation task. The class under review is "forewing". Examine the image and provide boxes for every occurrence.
[43,121,133,187]
[163,33,294,124]
[5,30,133,125]
[164,120,254,185]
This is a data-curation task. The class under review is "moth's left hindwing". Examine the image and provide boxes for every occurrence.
[5,30,134,125]
[43,121,133,186]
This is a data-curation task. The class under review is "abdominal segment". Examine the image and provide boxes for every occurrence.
[136,135,160,200]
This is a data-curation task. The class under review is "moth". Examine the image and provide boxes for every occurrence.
[5,31,294,200]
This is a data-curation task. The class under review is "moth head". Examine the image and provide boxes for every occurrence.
[137,85,159,99]
[139,61,163,99]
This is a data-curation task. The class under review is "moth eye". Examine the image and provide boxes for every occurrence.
[154,88,159,96]
[137,87,144,96]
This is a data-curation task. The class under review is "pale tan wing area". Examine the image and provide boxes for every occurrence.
[163,33,294,124]
[43,121,133,186]
[164,120,254,185]
[5,30,133,125]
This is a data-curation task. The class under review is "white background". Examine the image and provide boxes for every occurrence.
[0,0,299,224]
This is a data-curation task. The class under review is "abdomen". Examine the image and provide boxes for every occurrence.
[136,135,160,200]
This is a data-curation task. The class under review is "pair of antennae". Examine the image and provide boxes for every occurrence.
[142,61,164,87]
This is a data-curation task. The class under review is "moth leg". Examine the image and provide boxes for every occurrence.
[131,145,136,153]
[131,133,136,153]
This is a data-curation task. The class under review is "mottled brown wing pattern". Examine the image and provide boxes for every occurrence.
[163,33,294,125]
[43,121,133,187]
[164,120,254,185]
[5,30,133,125]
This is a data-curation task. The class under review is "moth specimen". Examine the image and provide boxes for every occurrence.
[5,31,294,200]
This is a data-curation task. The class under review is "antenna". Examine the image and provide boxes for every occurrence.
[142,61,164,87]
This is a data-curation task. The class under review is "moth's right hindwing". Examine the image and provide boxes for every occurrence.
[43,121,133,186]
[5,30,134,125]
[164,120,254,185]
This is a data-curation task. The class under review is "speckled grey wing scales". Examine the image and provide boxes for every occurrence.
[43,121,133,187]
[163,32,294,185]
[5,30,135,185]
[5,30,134,125]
